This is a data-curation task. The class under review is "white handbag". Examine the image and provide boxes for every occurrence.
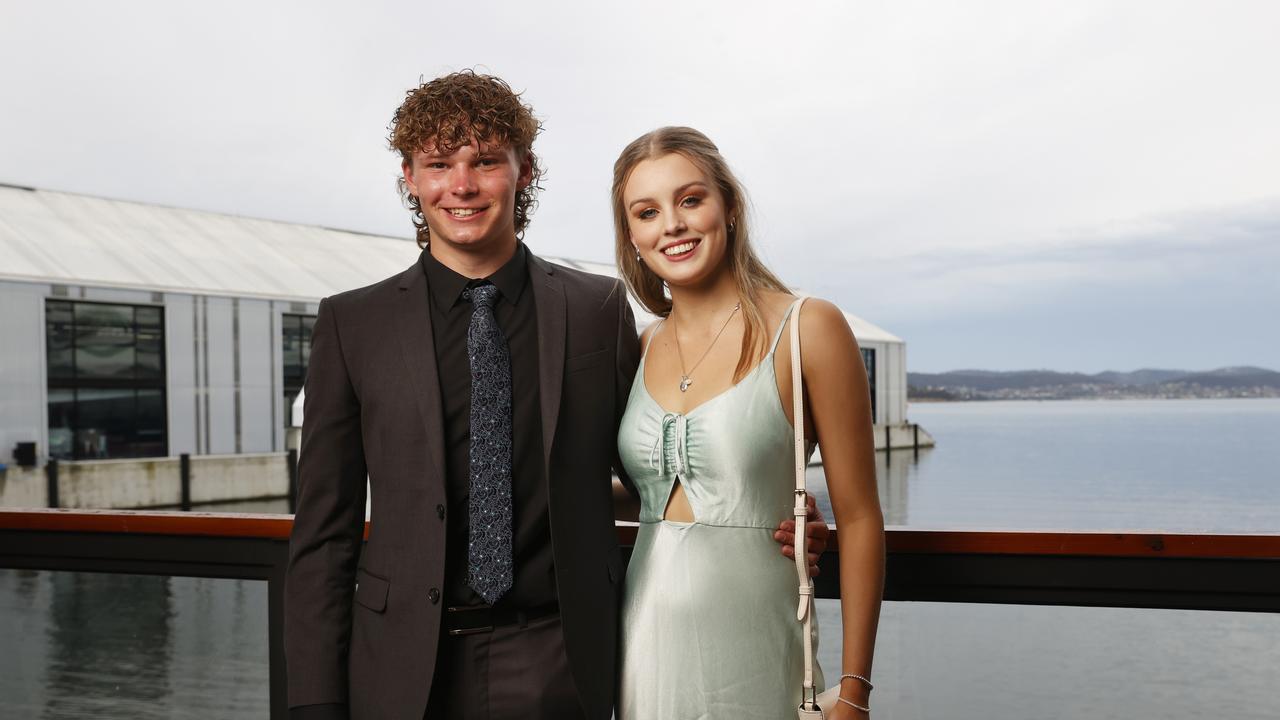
[790,298,842,719]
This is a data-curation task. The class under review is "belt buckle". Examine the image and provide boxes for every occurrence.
[445,606,495,636]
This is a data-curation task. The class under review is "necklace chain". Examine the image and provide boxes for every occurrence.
[672,302,741,393]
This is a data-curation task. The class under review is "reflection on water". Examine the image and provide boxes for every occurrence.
[0,570,268,719]
[811,399,1280,531]
[46,573,173,717]
[808,445,923,526]
[817,599,1280,720]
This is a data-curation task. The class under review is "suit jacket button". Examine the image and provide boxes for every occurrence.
[436,504,445,520]
[428,588,440,604]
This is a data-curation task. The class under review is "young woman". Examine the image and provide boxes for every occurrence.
[613,127,885,718]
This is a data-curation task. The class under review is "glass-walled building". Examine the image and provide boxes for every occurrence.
[0,184,920,466]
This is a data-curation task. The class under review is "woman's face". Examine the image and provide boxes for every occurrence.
[622,153,731,290]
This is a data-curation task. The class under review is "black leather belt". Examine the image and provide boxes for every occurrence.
[444,602,560,636]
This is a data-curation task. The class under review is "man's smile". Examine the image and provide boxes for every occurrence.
[445,206,489,218]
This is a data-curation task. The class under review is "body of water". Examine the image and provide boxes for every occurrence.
[812,397,1280,720]
[4,398,1278,717]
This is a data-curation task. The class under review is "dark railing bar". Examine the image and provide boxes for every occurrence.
[4,510,1280,720]
[7,511,1280,559]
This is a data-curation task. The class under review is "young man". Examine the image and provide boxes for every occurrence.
[284,71,826,720]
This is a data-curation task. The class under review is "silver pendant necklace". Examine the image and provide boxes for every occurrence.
[673,302,741,392]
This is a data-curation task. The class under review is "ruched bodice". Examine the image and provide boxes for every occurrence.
[619,350,799,529]
[616,300,822,719]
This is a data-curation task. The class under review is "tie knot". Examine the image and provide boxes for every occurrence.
[465,283,500,310]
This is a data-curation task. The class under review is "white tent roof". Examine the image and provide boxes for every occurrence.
[0,185,901,344]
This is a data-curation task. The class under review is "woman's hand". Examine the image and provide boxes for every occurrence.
[773,495,829,577]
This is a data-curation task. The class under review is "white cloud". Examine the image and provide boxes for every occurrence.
[2,0,1277,368]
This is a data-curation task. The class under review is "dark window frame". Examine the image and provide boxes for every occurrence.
[861,347,877,423]
[46,299,169,460]
[281,313,315,427]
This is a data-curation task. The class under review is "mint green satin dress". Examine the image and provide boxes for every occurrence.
[617,300,822,719]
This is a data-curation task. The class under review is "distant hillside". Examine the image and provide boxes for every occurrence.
[1093,369,1188,386]
[1166,367,1280,389]
[908,366,1280,400]
[907,370,1107,392]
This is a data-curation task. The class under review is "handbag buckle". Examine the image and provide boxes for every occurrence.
[800,685,819,710]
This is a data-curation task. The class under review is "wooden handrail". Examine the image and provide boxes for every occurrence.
[5,509,1280,559]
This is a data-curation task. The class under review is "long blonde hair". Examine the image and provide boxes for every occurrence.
[612,127,790,381]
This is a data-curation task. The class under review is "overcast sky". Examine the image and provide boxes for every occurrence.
[2,0,1276,372]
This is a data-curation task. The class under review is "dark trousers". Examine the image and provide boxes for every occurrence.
[424,613,585,720]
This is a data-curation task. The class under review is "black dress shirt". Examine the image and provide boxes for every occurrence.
[421,243,554,609]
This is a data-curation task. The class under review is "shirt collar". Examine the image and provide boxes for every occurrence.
[422,242,529,312]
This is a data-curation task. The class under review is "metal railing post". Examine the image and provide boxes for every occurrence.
[287,448,298,514]
[180,453,191,511]
[46,459,59,508]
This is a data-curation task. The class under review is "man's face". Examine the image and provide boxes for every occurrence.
[402,139,533,257]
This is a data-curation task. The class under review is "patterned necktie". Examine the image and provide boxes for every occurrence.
[463,283,513,604]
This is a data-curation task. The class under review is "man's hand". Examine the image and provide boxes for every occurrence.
[773,495,830,577]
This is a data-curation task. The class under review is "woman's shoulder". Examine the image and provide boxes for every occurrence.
[757,292,846,334]
[791,295,859,355]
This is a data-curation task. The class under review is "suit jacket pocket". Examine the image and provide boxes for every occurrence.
[565,348,609,373]
[354,567,390,613]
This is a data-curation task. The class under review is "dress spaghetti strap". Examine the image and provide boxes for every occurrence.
[641,319,666,361]
[766,297,806,356]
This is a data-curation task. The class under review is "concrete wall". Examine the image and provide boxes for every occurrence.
[0,453,291,509]
[0,465,45,507]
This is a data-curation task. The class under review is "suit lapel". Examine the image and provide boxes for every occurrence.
[530,254,566,472]
[395,260,447,484]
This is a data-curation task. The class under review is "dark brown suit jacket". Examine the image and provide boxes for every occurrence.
[284,252,640,720]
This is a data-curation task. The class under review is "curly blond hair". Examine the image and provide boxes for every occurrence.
[389,70,544,248]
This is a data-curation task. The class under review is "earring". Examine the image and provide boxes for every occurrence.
[728,219,736,233]
[634,246,642,262]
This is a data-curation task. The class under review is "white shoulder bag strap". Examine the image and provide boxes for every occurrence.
[790,298,821,717]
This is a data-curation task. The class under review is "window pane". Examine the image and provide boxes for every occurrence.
[46,302,75,380]
[136,306,162,329]
[283,314,316,393]
[74,388,136,459]
[75,304,135,380]
[136,324,163,379]
[134,389,167,457]
[301,315,315,372]
[282,315,302,387]
[861,348,876,421]
[48,389,75,460]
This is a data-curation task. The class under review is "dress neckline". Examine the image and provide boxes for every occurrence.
[637,352,774,419]
[637,297,803,419]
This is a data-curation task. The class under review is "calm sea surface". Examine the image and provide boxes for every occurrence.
[812,398,1280,720]
[3,398,1278,718]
